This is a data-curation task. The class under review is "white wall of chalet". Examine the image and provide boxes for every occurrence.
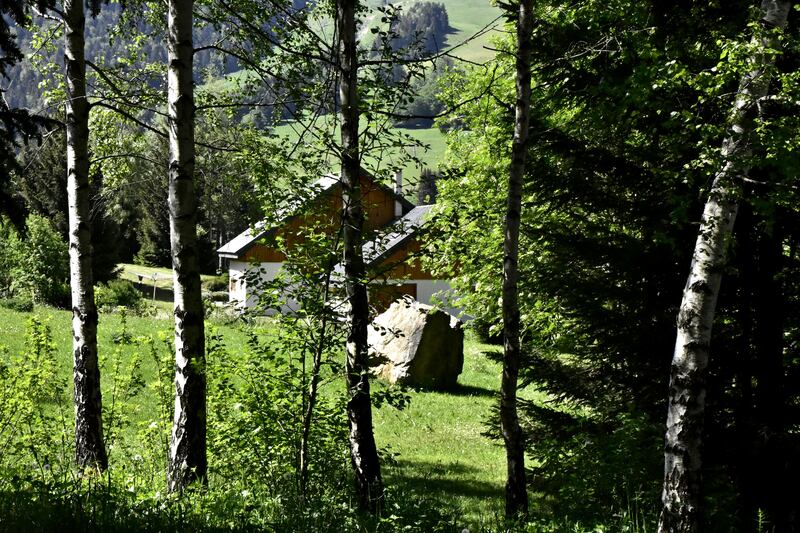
[228,261,462,317]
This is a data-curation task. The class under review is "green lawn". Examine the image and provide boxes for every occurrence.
[116,263,228,313]
[373,336,507,524]
[118,263,221,291]
[0,306,251,419]
[272,121,448,195]
[374,335,548,526]
[117,263,174,290]
[0,303,536,529]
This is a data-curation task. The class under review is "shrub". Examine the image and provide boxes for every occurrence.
[95,279,144,310]
[0,216,22,295]
[468,314,502,345]
[0,317,70,482]
[203,273,229,292]
[0,295,34,312]
[208,290,228,302]
[9,214,70,307]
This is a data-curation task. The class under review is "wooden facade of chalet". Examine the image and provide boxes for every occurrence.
[234,173,414,264]
[218,170,454,314]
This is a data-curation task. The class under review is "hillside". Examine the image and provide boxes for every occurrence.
[0,304,541,528]
[6,5,236,111]
[272,121,448,196]
[7,0,500,112]
[386,0,502,63]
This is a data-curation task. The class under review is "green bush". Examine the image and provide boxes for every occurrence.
[203,273,229,292]
[0,296,34,312]
[208,290,228,302]
[0,217,22,295]
[95,279,144,310]
[9,214,70,307]
[468,314,502,345]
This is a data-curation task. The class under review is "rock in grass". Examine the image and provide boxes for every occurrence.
[368,298,464,389]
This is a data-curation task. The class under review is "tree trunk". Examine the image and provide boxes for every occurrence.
[64,0,107,472]
[500,0,533,520]
[337,0,384,513]
[166,0,206,492]
[298,325,325,500]
[299,256,337,499]
[658,2,791,531]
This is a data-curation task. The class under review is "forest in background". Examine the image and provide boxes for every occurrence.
[3,0,458,272]
[1,0,799,532]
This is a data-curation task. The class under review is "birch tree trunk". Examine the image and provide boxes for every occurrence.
[500,0,533,520]
[64,0,107,472]
[658,2,791,531]
[337,0,384,512]
[166,0,207,492]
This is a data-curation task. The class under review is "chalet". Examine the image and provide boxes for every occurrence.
[217,169,456,314]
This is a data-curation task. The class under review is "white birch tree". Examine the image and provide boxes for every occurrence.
[64,0,107,472]
[337,0,384,512]
[659,1,792,531]
[166,0,207,492]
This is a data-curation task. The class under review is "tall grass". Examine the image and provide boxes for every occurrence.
[0,306,656,531]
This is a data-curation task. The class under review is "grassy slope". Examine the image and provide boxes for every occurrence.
[0,304,537,529]
[374,335,547,526]
[383,0,503,63]
[203,1,500,194]
[272,0,501,181]
[0,307,252,430]
[374,336,507,524]
[118,263,220,290]
[271,122,448,195]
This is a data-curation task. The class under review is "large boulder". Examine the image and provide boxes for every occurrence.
[368,298,464,389]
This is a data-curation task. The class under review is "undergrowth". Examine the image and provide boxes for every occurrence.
[0,312,656,532]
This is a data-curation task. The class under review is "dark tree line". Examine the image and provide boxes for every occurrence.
[9,124,256,275]
[434,0,800,530]
[1,0,53,215]
[388,1,450,54]
[15,130,123,282]
[6,4,237,111]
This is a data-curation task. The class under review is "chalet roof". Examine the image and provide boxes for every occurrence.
[218,170,414,259]
[333,204,434,275]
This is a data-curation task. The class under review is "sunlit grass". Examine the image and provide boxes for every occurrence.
[271,121,448,197]
[0,305,543,529]
[117,263,221,290]
[373,334,548,529]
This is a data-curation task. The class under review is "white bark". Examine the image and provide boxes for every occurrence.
[64,0,106,471]
[658,2,792,531]
[166,0,206,492]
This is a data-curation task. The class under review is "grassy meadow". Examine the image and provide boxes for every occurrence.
[408,0,503,63]
[271,121,448,192]
[0,304,539,530]
[360,0,503,64]
[118,263,225,291]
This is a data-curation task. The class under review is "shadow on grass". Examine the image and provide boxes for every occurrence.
[134,283,174,303]
[413,383,496,398]
[0,486,371,533]
[0,489,248,533]
[446,383,497,398]
[387,458,502,500]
